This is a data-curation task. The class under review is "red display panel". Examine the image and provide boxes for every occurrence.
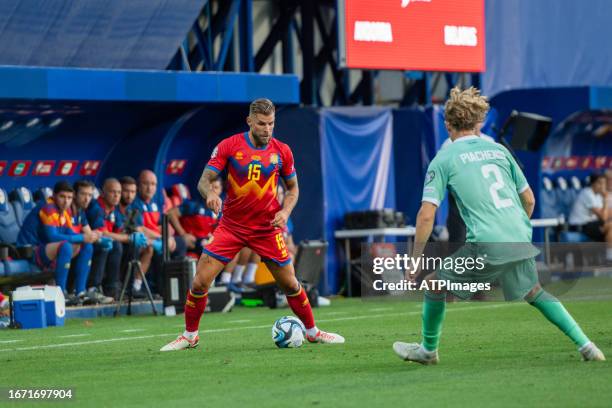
[166,159,187,175]
[339,0,485,72]
[80,160,101,176]
[32,160,56,176]
[56,160,79,176]
[8,161,32,177]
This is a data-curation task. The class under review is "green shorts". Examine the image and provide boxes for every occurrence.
[435,256,538,301]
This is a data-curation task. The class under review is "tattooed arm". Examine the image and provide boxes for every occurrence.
[198,168,222,214]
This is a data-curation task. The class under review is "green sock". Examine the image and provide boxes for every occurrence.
[528,289,590,348]
[421,291,446,352]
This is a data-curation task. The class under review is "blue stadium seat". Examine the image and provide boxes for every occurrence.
[540,177,559,218]
[0,188,20,244]
[0,261,5,277]
[3,259,37,276]
[33,187,53,205]
[555,177,575,218]
[570,176,582,191]
[9,187,35,227]
[92,187,101,200]
[559,231,591,243]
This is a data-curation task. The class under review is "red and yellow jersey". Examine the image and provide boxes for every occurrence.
[206,132,296,232]
[17,201,83,245]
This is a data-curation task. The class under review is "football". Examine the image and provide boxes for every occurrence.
[272,316,306,348]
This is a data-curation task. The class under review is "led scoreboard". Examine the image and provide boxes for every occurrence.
[338,0,485,72]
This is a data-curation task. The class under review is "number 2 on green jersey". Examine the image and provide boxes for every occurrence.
[481,164,513,209]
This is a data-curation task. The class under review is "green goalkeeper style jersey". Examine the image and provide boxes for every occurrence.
[422,136,535,256]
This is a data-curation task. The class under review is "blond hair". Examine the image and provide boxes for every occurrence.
[444,87,489,131]
[249,98,275,116]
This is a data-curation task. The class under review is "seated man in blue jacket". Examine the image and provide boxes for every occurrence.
[17,181,100,305]
[87,178,147,301]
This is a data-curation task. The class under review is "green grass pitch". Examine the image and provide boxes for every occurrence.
[1,294,611,407]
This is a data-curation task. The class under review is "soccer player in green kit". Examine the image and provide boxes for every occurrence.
[393,87,605,364]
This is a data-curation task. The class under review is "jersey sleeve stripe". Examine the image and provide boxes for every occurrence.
[517,183,529,193]
[283,171,297,180]
[422,197,440,206]
[205,164,221,174]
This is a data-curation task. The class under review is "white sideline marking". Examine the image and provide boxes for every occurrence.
[120,329,145,333]
[228,319,252,323]
[369,307,393,312]
[0,340,22,344]
[322,311,348,316]
[58,334,91,338]
[0,303,518,353]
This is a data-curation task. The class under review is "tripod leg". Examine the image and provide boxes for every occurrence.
[135,262,158,316]
[136,263,157,316]
[114,262,133,317]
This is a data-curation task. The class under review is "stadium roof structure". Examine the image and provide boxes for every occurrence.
[0,66,299,105]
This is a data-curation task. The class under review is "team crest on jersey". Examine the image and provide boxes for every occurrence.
[211,146,219,159]
[235,151,244,160]
[425,170,435,184]
[270,153,279,165]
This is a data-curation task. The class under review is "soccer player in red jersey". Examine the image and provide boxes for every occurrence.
[161,98,344,351]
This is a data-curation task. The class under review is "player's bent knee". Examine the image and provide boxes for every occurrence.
[54,241,73,259]
[192,275,210,292]
[278,278,300,295]
[524,283,542,302]
[423,272,446,294]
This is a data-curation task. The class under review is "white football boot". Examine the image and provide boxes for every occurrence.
[579,342,606,361]
[393,342,439,365]
[306,330,345,344]
[160,335,200,352]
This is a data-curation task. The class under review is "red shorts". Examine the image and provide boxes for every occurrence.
[203,223,291,266]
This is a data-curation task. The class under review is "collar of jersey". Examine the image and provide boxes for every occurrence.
[453,135,480,143]
[243,131,269,151]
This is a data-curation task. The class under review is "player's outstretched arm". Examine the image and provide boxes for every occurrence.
[198,168,222,214]
[519,187,536,219]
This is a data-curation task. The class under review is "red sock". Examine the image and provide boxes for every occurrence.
[184,289,208,332]
[286,287,315,329]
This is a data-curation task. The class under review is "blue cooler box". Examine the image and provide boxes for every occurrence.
[15,285,65,327]
[12,288,47,329]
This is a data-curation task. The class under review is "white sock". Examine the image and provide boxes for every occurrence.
[232,265,245,283]
[243,262,258,284]
[133,279,142,291]
[220,271,232,284]
[183,330,198,340]
[306,327,319,337]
